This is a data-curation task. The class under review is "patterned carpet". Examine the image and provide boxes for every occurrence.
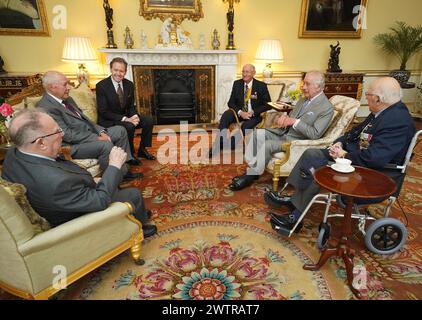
[63,131,421,300]
[1,131,421,300]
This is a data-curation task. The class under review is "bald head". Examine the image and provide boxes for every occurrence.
[9,110,46,147]
[42,71,71,100]
[242,64,256,83]
[369,77,402,106]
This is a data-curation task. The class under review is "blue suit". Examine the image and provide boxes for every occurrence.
[286,101,415,211]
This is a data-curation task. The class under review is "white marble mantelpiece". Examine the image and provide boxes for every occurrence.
[98,49,240,120]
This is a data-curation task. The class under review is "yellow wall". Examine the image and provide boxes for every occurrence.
[1,0,421,76]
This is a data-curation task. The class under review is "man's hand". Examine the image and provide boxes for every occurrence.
[328,142,347,159]
[239,111,253,120]
[123,115,140,126]
[108,146,128,169]
[276,115,296,128]
[98,132,111,142]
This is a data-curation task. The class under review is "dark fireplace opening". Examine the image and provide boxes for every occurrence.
[154,69,196,125]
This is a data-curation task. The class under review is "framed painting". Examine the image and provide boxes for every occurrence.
[139,0,203,23]
[0,0,50,36]
[298,0,368,38]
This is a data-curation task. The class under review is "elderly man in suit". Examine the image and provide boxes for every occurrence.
[96,57,155,165]
[267,77,416,233]
[209,64,272,157]
[229,70,334,191]
[37,71,141,181]
[2,110,157,237]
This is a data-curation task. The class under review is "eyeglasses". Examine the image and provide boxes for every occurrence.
[365,92,378,97]
[30,128,64,144]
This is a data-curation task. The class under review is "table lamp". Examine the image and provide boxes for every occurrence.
[62,36,97,85]
[255,39,284,79]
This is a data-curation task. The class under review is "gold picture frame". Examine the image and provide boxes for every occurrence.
[139,0,204,24]
[298,0,368,38]
[0,0,50,36]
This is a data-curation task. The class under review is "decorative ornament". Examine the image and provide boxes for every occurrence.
[124,26,134,49]
[212,29,220,50]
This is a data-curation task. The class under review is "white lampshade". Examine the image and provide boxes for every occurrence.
[62,37,97,62]
[255,39,284,78]
[62,37,97,84]
[255,39,284,62]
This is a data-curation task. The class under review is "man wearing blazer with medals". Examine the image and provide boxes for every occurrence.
[96,57,155,166]
[229,70,334,191]
[266,77,416,233]
[209,64,271,156]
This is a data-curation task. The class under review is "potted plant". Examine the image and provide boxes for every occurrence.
[374,21,422,88]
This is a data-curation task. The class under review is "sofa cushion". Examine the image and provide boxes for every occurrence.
[0,178,51,234]
[69,83,97,123]
[25,96,43,110]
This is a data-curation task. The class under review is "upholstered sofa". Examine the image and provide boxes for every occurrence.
[265,95,360,191]
[6,81,101,176]
[0,177,143,300]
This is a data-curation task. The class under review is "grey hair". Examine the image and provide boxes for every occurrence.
[306,70,325,89]
[42,71,64,89]
[372,82,403,105]
[9,110,45,146]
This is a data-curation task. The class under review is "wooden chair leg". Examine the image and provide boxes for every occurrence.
[272,159,282,191]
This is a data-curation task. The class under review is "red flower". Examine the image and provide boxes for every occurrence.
[0,103,13,118]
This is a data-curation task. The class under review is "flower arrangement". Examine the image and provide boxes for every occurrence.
[0,97,14,146]
[287,88,302,105]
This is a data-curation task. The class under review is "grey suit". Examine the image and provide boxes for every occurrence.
[246,93,333,175]
[1,147,148,227]
[37,94,133,172]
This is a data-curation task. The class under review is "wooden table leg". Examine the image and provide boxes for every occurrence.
[303,196,362,299]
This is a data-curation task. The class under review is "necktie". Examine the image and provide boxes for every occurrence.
[243,83,251,112]
[117,83,124,107]
[62,100,81,118]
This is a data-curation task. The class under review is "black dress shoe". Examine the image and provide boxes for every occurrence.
[228,174,259,191]
[142,224,157,238]
[127,158,142,166]
[123,171,144,182]
[264,191,295,210]
[137,148,156,160]
[270,212,303,233]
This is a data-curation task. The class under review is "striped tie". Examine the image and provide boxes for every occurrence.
[117,83,124,107]
[243,83,250,112]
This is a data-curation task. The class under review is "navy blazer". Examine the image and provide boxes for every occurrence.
[335,101,415,169]
[227,78,271,116]
[96,77,137,127]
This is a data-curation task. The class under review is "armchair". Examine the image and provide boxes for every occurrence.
[266,95,360,191]
[6,81,101,176]
[0,179,143,300]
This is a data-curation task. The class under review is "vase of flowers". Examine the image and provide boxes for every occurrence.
[0,97,14,147]
[287,89,302,106]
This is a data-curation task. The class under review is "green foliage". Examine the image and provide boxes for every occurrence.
[374,21,422,70]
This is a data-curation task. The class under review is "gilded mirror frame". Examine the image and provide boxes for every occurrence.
[0,0,50,36]
[298,0,368,39]
[139,0,204,24]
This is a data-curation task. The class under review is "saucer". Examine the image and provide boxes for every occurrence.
[331,164,355,173]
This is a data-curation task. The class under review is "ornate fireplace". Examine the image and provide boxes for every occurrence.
[98,49,240,124]
[133,65,214,124]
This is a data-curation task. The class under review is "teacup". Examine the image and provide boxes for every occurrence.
[335,158,352,170]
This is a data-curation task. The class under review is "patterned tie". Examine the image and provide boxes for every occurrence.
[243,83,250,112]
[117,83,124,107]
[62,100,81,118]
